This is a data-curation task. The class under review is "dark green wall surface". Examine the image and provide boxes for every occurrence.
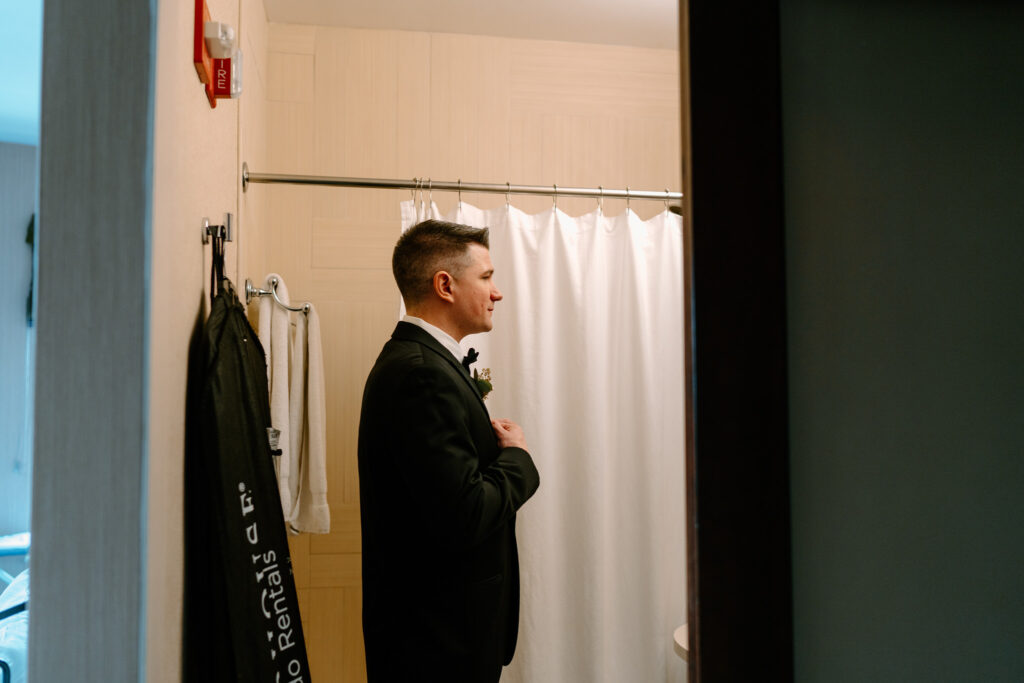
[781,2,1024,680]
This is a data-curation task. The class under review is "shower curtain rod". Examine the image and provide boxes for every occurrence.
[241,163,682,202]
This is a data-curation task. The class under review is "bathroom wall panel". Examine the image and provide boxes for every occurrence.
[311,218,396,269]
[268,52,315,103]
[315,301,398,513]
[262,22,680,682]
[288,532,311,588]
[511,41,679,117]
[309,503,363,555]
[294,584,368,683]
[313,186,407,229]
[268,23,316,55]
[266,100,316,176]
[303,586,367,683]
[428,34,513,189]
[310,552,362,587]
[313,28,404,178]
[395,34,434,176]
[309,268,400,306]
[260,184,314,293]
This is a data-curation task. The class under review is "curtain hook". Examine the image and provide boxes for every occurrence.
[552,183,558,209]
[598,185,604,214]
[506,181,511,207]
[457,179,462,209]
[427,178,433,212]
[626,186,631,211]
[665,188,670,210]
[411,177,418,202]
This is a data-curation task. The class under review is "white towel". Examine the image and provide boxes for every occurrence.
[257,273,294,519]
[287,303,330,533]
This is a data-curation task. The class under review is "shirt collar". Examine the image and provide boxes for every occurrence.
[402,315,464,362]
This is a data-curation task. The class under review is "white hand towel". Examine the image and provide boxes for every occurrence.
[287,310,306,524]
[287,303,330,533]
[258,273,294,519]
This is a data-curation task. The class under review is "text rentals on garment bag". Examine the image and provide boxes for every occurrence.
[185,230,311,682]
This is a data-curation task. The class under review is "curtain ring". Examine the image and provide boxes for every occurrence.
[626,186,631,211]
[410,177,418,202]
[457,179,462,208]
[598,185,604,213]
[506,181,511,207]
[427,178,433,210]
[552,183,558,208]
[665,188,670,210]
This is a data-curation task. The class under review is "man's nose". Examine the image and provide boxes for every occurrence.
[491,284,503,301]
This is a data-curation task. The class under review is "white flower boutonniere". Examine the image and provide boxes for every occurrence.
[473,368,493,400]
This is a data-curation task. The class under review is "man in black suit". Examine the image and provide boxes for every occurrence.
[357,219,541,682]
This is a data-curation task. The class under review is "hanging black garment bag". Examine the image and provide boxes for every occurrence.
[185,232,311,682]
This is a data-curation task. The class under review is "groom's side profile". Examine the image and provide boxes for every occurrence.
[357,219,540,682]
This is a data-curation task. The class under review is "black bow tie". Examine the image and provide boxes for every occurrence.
[461,348,479,372]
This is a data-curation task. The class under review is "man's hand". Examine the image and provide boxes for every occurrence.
[491,418,528,451]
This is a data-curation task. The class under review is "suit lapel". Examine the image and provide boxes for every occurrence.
[392,322,487,405]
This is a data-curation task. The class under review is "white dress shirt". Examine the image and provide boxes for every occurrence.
[402,315,464,363]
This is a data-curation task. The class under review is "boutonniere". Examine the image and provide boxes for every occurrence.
[473,368,493,400]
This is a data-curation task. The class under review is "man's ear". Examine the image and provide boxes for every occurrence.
[433,271,455,303]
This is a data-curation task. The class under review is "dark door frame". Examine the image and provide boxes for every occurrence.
[682,2,795,680]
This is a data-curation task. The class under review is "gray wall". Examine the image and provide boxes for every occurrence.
[30,0,153,679]
[0,142,35,581]
[782,2,1024,680]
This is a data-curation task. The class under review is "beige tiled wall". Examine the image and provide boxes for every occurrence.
[256,23,680,683]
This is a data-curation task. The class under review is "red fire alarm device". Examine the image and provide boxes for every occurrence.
[192,0,215,106]
[193,0,242,107]
[212,58,231,98]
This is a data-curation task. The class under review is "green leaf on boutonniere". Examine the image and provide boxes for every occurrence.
[473,367,493,400]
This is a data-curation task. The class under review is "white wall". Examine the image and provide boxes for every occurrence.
[146,0,268,678]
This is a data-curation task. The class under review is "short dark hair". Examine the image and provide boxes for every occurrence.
[392,219,490,305]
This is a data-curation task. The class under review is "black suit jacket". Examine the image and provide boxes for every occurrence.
[357,322,540,682]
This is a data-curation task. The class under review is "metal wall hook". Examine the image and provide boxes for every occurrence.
[201,213,233,244]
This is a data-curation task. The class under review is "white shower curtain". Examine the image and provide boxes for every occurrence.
[401,199,687,682]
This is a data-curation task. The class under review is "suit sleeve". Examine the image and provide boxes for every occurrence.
[390,363,539,548]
